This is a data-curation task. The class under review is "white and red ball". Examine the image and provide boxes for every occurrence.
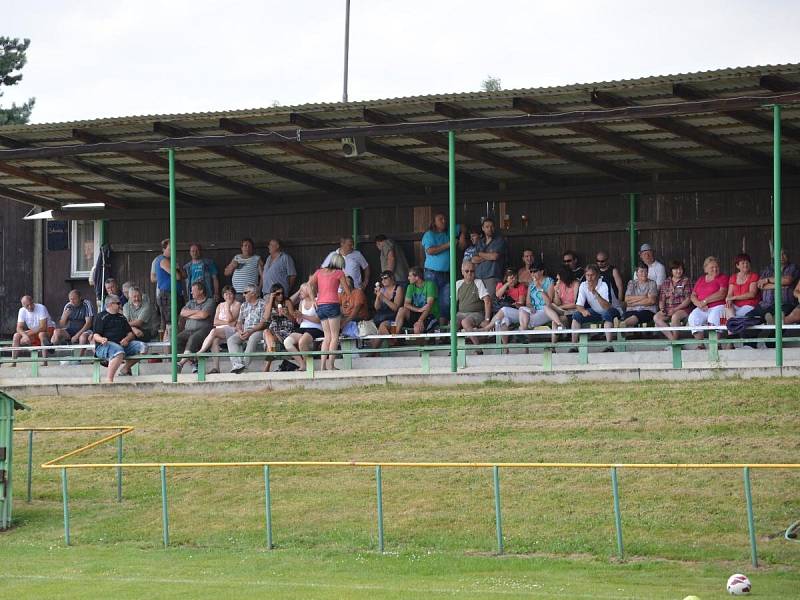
[726,573,751,595]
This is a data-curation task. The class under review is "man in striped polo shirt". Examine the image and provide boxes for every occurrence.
[224,237,264,301]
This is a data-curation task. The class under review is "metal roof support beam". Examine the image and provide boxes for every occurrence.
[0,183,63,210]
[72,129,277,203]
[434,101,635,181]
[361,108,561,185]
[153,122,357,198]
[591,90,776,169]
[512,97,714,175]
[223,116,424,194]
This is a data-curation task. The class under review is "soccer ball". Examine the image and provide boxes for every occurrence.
[726,573,751,595]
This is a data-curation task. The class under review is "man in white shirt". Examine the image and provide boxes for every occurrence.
[11,295,56,364]
[455,260,492,346]
[639,243,666,287]
[321,236,370,290]
[570,264,620,351]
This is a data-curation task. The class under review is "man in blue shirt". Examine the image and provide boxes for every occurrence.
[421,212,465,322]
[471,217,507,300]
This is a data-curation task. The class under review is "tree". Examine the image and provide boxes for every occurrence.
[481,75,502,92]
[0,37,35,125]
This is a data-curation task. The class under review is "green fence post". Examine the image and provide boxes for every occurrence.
[160,465,169,548]
[629,193,638,276]
[773,104,783,368]
[376,465,385,553]
[341,338,354,370]
[542,346,553,371]
[743,467,758,568]
[92,361,101,384]
[611,467,624,560]
[448,130,457,373]
[116,435,123,503]
[30,350,39,377]
[457,336,467,369]
[61,467,70,546]
[420,349,431,374]
[493,465,504,555]
[26,430,33,502]
[671,343,683,369]
[196,356,206,382]
[264,465,273,549]
[708,329,720,362]
[168,148,179,384]
[578,333,589,365]
[305,353,315,379]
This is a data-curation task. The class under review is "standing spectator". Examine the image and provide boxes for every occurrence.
[562,250,584,281]
[462,228,481,264]
[639,243,666,287]
[753,249,800,322]
[570,264,617,351]
[322,237,369,290]
[310,253,350,370]
[11,295,56,365]
[227,284,266,374]
[374,234,409,285]
[176,282,216,373]
[261,239,297,298]
[395,266,439,335]
[421,212,465,322]
[92,295,147,383]
[725,253,759,319]
[151,238,184,340]
[520,261,560,330]
[654,260,693,340]
[52,289,95,347]
[370,271,404,347]
[594,250,625,308]
[123,286,160,342]
[183,242,219,301]
[687,256,728,343]
[225,238,263,300]
[455,260,492,346]
[619,264,658,327]
[517,249,536,284]
[471,217,507,300]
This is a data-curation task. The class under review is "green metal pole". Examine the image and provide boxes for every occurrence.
[493,466,504,554]
[773,105,783,368]
[376,465,385,553]
[116,435,123,503]
[160,465,169,548]
[61,468,70,546]
[352,207,359,250]
[611,467,624,559]
[168,148,178,383]
[448,131,457,372]
[743,467,758,568]
[629,193,637,274]
[26,430,33,502]
[264,465,273,549]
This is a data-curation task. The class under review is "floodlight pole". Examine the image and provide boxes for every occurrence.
[342,0,351,102]
[168,149,179,383]
[773,105,783,368]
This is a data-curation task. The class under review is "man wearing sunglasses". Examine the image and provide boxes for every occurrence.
[92,294,147,383]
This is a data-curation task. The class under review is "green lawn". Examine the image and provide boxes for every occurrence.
[3,379,800,598]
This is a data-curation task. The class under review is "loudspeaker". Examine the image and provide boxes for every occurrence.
[341,136,366,157]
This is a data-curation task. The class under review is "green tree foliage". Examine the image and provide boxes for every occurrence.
[0,37,35,125]
[481,75,502,92]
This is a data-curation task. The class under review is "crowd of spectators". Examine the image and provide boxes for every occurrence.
[7,215,800,381]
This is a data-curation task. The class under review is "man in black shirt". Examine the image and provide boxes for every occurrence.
[93,294,147,383]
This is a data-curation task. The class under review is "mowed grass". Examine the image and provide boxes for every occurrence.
[3,379,800,599]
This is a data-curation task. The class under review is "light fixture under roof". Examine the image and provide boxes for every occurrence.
[62,202,106,209]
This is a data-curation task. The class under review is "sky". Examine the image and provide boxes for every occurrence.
[3,0,800,124]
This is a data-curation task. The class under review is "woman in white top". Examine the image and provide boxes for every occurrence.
[283,283,322,371]
[198,285,241,373]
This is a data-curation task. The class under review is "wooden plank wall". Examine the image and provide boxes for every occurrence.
[0,202,35,334]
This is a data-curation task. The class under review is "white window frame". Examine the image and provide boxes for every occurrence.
[70,220,101,278]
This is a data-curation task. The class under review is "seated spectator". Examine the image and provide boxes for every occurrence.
[570,264,618,352]
[227,284,266,374]
[199,285,241,374]
[52,289,95,348]
[92,294,147,383]
[224,238,263,300]
[520,261,560,331]
[552,267,580,327]
[262,284,297,372]
[395,266,439,335]
[725,253,759,320]
[104,277,127,307]
[462,228,481,263]
[639,243,667,286]
[517,249,536,284]
[283,283,322,371]
[654,260,693,340]
[375,234,409,284]
[121,281,135,300]
[183,242,220,301]
[752,250,799,322]
[370,271,404,347]
[481,268,527,336]
[340,276,369,338]
[455,260,492,347]
[594,250,625,310]
[310,253,351,371]
[619,264,658,328]
[11,295,56,365]
[123,286,159,342]
[562,250,584,281]
[176,282,216,373]
[688,256,728,343]
[785,279,800,325]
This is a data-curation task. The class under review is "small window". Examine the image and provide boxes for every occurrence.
[70,220,101,278]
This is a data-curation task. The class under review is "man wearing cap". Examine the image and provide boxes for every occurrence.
[639,243,666,287]
[92,294,147,383]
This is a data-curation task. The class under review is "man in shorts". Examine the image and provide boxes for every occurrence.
[394,266,439,335]
[11,296,56,365]
[92,294,147,383]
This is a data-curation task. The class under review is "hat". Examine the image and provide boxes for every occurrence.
[639,243,653,253]
[530,260,545,272]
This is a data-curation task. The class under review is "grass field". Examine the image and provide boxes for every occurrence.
[3,379,800,598]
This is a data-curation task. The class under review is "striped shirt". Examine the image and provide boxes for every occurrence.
[231,254,261,293]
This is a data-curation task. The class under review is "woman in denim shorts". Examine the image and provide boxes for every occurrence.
[309,254,350,370]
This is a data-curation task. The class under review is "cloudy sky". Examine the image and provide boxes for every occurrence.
[3,0,800,124]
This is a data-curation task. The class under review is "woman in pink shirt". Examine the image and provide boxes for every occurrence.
[725,253,759,319]
[309,253,350,370]
[687,256,728,342]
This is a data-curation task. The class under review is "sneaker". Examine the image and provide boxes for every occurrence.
[231,364,245,374]
[192,364,199,373]
[603,347,615,353]
[568,347,578,353]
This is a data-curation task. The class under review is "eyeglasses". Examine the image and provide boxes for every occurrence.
[109,301,120,306]
[596,258,607,264]
[463,269,475,273]
[380,275,391,280]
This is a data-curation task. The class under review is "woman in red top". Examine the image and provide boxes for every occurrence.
[309,253,350,370]
[687,255,728,342]
[480,268,527,346]
[725,253,759,319]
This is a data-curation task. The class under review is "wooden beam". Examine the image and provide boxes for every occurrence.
[512,97,714,175]
[222,117,425,194]
[434,101,636,181]
[591,90,775,169]
[361,108,561,184]
[759,75,799,93]
[672,83,800,143]
[0,133,201,208]
[72,129,277,202]
[0,182,63,210]
[153,121,357,197]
